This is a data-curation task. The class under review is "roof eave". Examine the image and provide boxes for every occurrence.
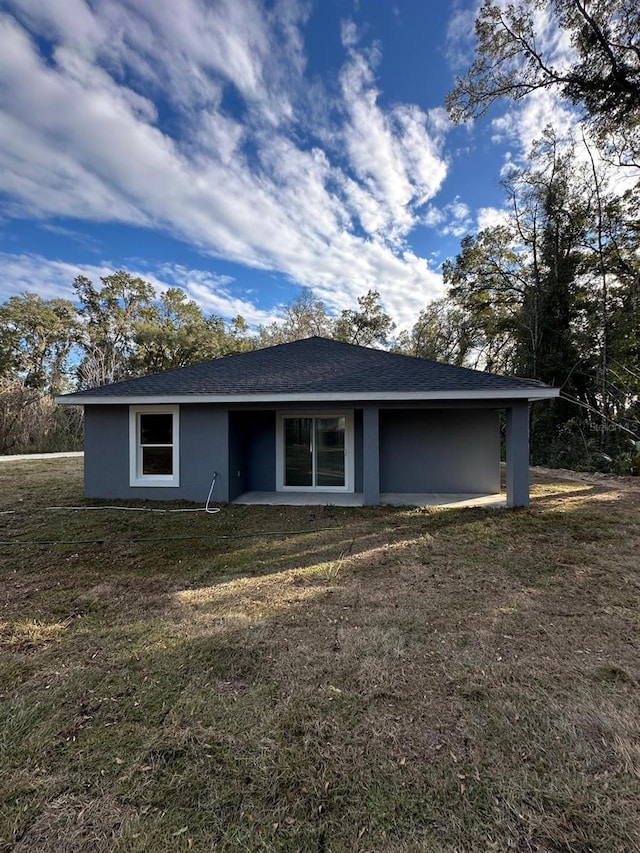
[56,388,560,405]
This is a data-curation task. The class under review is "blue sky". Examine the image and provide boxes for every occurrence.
[0,0,568,332]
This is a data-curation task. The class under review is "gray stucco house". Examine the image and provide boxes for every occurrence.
[57,336,558,508]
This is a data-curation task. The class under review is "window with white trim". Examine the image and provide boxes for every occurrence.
[129,405,180,487]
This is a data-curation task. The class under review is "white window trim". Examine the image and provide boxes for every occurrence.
[129,405,180,487]
[276,410,354,493]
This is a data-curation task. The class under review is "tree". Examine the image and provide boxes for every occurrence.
[442,226,526,373]
[226,315,255,353]
[584,185,640,440]
[257,289,332,346]
[443,132,595,462]
[0,293,79,393]
[398,296,514,372]
[507,134,587,389]
[333,290,395,348]
[0,378,83,454]
[445,132,591,393]
[131,288,229,373]
[74,271,155,387]
[447,0,640,164]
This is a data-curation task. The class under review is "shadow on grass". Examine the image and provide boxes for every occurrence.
[4,552,640,852]
[1,476,635,631]
[4,459,640,849]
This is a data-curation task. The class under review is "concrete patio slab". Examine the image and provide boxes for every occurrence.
[233,491,506,508]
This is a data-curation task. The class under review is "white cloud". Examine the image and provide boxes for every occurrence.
[40,223,102,251]
[0,252,114,303]
[0,1,449,330]
[152,263,280,326]
[422,205,445,228]
[423,196,472,239]
[489,88,634,199]
[0,252,281,326]
[491,88,577,154]
[8,0,102,52]
[338,43,448,244]
[0,250,441,332]
[476,206,510,231]
[340,19,359,48]
[445,1,481,70]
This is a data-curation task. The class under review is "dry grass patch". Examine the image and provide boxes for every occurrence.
[0,618,73,652]
[12,793,135,853]
[1,457,640,850]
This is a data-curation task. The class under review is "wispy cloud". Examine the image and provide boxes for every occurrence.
[490,89,577,154]
[423,196,472,239]
[0,252,281,326]
[39,223,102,252]
[151,263,280,326]
[0,253,115,303]
[0,1,448,329]
[445,0,481,71]
[339,37,449,244]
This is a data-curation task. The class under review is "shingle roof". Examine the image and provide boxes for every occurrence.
[60,337,552,401]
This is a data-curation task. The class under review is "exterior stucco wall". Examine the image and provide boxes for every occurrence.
[379,408,500,494]
[84,402,501,503]
[84,404,229,502]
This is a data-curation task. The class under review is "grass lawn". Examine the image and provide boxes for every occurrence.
[1,457,640,852]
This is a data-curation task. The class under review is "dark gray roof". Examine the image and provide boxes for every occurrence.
[61,337,551,400]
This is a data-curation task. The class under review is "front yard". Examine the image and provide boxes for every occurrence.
[1,457,640,851]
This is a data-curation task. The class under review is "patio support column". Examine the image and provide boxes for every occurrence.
[505,402,530,508]
[363,406,380,505]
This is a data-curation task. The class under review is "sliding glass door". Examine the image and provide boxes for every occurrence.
[284,417,313,486]
[315,416,346,487]
[279,412,352,491]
